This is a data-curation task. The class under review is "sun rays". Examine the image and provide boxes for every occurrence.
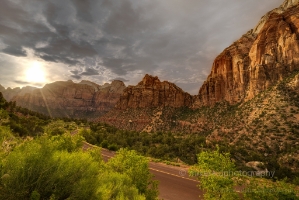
[25,61,46,84]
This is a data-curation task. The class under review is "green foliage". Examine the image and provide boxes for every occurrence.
[194,146,236,172]
[189,147,238,200]
[107,148,159,200]
[190,148,299,200]
[84,123,206,164]
[0,94,160,199]
[0,92,8,109]
[45,120,69,136]
[101,140,109,148]
[99,172,146,200]
[30,191,40,200]
[0,107,50,137]
[108,143,118,151]
[0,126,18,158]
[243,178,299,200]
[0,135,101,200]
[0,134,158,200]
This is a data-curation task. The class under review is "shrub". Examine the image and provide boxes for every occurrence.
[0,135,101,200]
[107,148,159,200]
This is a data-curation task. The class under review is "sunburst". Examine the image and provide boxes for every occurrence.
[25,61,46,83]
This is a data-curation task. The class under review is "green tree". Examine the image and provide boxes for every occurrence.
[189,147,239,200]
[107,148,159,200]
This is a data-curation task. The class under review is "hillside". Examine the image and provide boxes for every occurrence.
[96,0,299,178]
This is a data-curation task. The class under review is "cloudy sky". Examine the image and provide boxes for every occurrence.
[0,0,283,94]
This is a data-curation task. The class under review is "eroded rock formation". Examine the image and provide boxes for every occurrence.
[116,74,193,109]
[196,0,299,106]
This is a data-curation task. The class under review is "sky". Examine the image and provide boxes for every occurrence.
[0,0,283,94]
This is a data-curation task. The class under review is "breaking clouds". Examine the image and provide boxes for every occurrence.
[0,0,282,94]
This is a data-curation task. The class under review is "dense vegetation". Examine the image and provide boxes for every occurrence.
[0,92,158,200]
[83,124,206,165]
[189,148,299,200]
[1,89,299,199]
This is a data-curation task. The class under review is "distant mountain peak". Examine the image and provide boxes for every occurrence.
[139,74,161,86]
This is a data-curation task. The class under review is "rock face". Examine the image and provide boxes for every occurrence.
[196,0,299,106]
[116,74,193,109]
[196,31,256,106]
[9,80,126,119]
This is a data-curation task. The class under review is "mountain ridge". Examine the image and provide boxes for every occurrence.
[1,0,299,122]
[0,80,126,119]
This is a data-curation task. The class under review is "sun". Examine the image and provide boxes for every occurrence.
[25,62,46,83]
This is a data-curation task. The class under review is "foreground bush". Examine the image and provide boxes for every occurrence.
[107,149,159,199]
[0,133,157,200]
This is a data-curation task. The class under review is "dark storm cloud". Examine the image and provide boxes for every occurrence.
[2,47,27,57]
[70,0,93,22]
[70,69,81,79]
[71,75,82,80]
[0,0,284,93]
[70,67,100,79]
[80,68,99,76]
[70,69,79,75]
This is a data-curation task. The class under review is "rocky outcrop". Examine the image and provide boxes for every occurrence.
[9,80,126,119]
[195,31,256,106]
[196,0,299,106]
[116,74,193,109]
[247,6,299,99]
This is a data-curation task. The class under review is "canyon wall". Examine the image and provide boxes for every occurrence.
[116,74,193,110]
[196,0,299,106]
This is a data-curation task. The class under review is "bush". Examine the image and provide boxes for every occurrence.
[107,148,159,200]
[189,147,238,200]
[101,140,109,148]
[0,135,101,200]
[108,143,118,151]
[0,135,157,200]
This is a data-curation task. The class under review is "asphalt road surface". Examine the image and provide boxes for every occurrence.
[99,147,203,200]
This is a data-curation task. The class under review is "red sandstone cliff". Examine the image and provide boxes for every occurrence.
[115,74,193,109]
[9,80,126,118]
[195,0,299,106]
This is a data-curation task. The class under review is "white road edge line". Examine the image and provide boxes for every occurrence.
[102,154,199,183]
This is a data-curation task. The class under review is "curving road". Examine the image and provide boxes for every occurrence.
[99,147,203,200]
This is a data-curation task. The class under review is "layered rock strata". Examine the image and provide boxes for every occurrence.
[196,0,299,106]
[115,74,193,110]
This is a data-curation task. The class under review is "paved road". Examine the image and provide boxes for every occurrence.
[98,147,203,200]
